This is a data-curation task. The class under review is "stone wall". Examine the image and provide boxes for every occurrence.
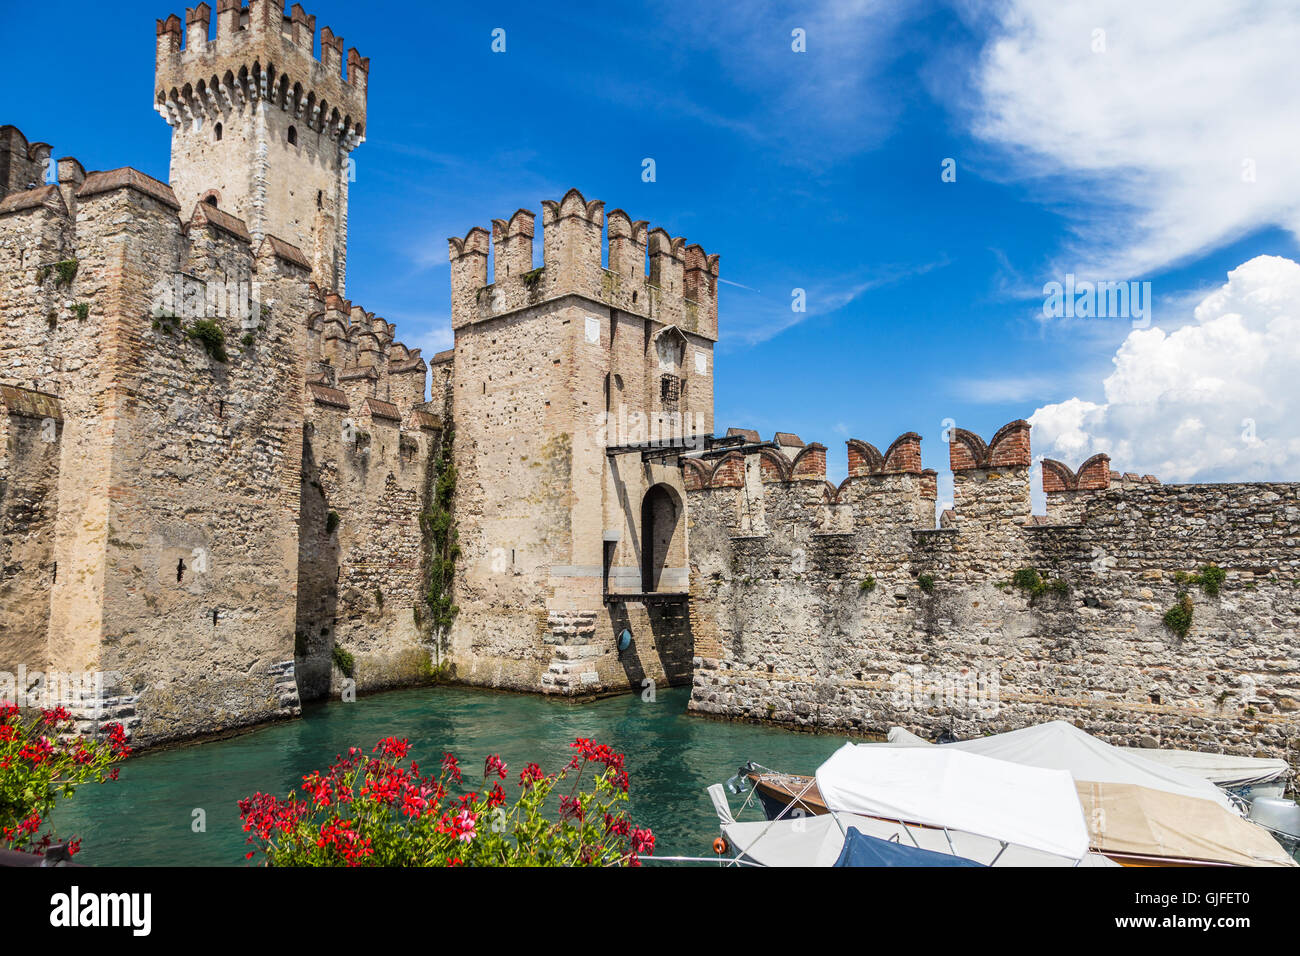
[0,146,440,747]
[687,420,1300,767]
[294,375,442,701]
[0,387,61,676]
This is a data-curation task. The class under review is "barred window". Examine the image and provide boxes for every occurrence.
[660,374,681,404]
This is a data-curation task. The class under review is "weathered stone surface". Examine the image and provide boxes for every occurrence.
[685,428,1300,767]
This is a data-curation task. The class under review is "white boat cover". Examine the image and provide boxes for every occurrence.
[886,720,1236,811]
[814,744,1091,859]
[1117,747,1291,790]
[721,812,1119,867]
[885,726,930,746]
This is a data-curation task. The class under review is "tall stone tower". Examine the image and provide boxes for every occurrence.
[446,189,719,696]
[154,1,367,293]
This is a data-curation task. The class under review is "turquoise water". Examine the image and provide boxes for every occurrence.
[51,685,847,866]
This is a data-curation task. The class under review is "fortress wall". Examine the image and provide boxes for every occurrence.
[687,421,1300,765]
[294,384,441,700]
[0,388,61,676]
[0,121,437,746]
[63,177,313,746]
[0,126,52,200]
[0,183,78,682]
[446,299,577,690]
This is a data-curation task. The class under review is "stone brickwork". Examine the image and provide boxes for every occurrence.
[294,286,443,700]
[0,386,62,674]
[0,154,311,746]
[687,420,1300,767]
[445,188,715,697]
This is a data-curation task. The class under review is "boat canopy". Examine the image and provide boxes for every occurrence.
[885,720,1235,811]
[814,744,1091,859]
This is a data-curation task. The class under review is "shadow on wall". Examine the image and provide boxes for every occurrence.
[609,601,694,692]
[294,427,340,701]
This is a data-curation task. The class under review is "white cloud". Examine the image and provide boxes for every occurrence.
[1029,255,1300,482]
[970,0,1300,278]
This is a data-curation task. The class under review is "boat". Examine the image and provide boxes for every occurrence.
[732,721,1297,867]
[711,743,1109,867]
[1117,747,1292,801]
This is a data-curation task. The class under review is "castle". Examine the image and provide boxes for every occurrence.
[0,3,1296,763]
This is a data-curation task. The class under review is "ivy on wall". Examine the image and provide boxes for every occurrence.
[420,429,460,667]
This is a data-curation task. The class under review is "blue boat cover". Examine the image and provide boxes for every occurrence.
[832,827,986,867]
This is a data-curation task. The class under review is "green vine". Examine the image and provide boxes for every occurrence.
[420,430,460,665]
[858,575,876,593]
[1163,593,1194,638]
[1011,566,1069,599]
[186,319,229,362]
[917,573,935,593]
[331,644,356,678]
[70,302,90,321]
[152,310,181,334]
[1174,563,1226,597]
[37,258,78,287]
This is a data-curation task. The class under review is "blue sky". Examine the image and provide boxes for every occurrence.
[5,0,1299,497]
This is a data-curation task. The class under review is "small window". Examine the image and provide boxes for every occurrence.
[214,122,223,141]
[288,125,298,145]
[316,190,323,209]
[204,195,217,207]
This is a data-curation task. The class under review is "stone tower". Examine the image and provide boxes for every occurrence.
[154,1,367,293]
[446,189,719,696]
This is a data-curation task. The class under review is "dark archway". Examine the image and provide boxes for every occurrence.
[640,483,682,592]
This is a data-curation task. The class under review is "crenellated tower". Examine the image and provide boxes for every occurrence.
[445,188,719,697]
[154,1,367,293]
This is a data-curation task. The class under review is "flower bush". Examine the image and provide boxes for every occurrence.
[239,736,655,867]
[0,703,131,855]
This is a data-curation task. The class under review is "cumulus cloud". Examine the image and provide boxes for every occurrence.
[1029,255,1300,482]
[970,0,1300,278]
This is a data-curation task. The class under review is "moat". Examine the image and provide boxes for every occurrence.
[51,686,845,866]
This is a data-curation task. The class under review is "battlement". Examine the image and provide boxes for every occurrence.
[155,2,366,141]
[449,188,718,340]
[682,419,1176,538]
[1041,453,1111,492]
[302,284,428,420]
[948,419,1032,471]
[684,430,937,537]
